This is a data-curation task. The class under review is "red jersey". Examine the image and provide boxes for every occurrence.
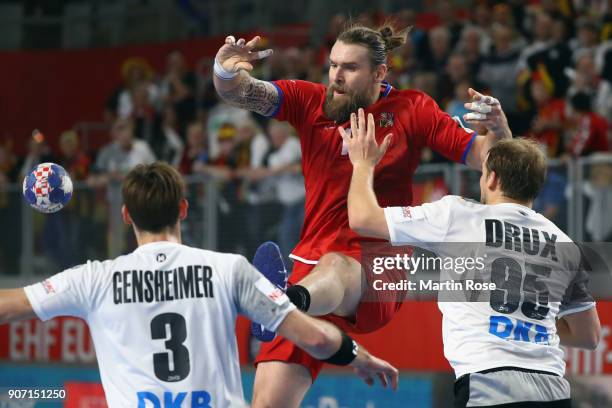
[566,112,609,157]
[270,80,476,263]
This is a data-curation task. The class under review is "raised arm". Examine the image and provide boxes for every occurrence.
[462,88,512,170]
[213,35,280,117]
[341,109,392,239]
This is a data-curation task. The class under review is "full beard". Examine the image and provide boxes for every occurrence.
[323,85,372,124]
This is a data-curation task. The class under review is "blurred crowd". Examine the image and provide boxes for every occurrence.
[1,0,612,271]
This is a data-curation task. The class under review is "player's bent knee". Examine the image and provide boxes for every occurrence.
[318,252,349,267]
[318,252,360,285]
[252,361,312,408]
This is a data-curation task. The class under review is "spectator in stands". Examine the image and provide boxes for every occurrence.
[388,38,418,90]
[437,0,463,48]
[412,71,439,100]
[492,3,520,34]
[131,82,183,166]
[105,57,158,123]
[19,131,55,179]
[571,19,601,62]
[527,73,565,158]
[478,24,520,125]
[567,52,612,123]
[194,123,236,180]
[421,26,452,74]
[472,3,493,35]
[236,120,305,260]
[48,131,92,269]
[517,11,554,72]
[193,123,244,253]
[179,121,208,175]
[522,13,573,99]
[564,92,610,157]
[57,130,90,181]
[583,153,612,241]
[445,80,472,127]
[160,50,197,136]
[456,26,485,74]
[438,53,483,106]
[236,117,269,171]
[396,9,427,63]
[206,94,250,160]
[264,121,304,259]
[90,118,156,186]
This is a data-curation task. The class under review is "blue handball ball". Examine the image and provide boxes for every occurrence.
[22,163,73,213]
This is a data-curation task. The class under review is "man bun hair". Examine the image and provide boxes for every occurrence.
[337,20,410,67]
[378,24,408,53]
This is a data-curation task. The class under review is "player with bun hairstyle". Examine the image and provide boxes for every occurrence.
[214,19,513,407]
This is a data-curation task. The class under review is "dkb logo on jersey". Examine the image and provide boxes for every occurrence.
[489,315,550,345]
[137,390,211,407]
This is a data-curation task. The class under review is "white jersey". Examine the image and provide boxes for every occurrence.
[24,241,295,407]
[384,196,595,378]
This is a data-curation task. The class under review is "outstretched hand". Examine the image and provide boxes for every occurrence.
[462,88,510,138]
[215,35,273,74]
[351,348,399,391]
[339,108,392,167]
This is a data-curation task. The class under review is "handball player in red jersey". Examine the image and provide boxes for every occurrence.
[213,21,512,407]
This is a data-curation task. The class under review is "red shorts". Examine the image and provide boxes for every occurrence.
[254,255,404,380]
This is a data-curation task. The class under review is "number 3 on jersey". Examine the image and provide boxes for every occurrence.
[151,313,190,382]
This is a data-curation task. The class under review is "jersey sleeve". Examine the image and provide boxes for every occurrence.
[384,196,454,245]
[231,256,296,331]
[557,253,596,319]
[23,262,93,321]
[416,94,477,164]
[269,80,323,129]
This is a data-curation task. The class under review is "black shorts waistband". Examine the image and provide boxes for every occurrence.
[457,366,560,383]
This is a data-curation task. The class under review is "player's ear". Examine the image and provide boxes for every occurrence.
[486,170,498,191]
[374,63,387,82]
[178,199,189,221]
[121,205,133,226]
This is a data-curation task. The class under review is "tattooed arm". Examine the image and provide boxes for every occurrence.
[214,71,279,117]
[213,35,279,117]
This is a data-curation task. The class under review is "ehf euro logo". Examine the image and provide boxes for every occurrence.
[22,162,73,213]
